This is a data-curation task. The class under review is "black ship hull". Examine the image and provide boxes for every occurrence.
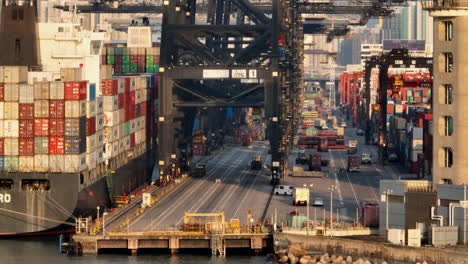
[0,148,155,235]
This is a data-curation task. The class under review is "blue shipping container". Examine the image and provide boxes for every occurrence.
[0,156,4,171]
[226,107,233,119]
[88,83,96,101]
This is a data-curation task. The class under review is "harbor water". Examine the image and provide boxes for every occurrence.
[0,240,273,264]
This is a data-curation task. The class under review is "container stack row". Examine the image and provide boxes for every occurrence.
[102,46,160,75]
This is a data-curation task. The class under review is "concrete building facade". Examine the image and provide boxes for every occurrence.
[427,2,468,187]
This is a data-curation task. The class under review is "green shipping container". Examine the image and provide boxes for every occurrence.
[115,47,124,55]
[107,55,115,65]
[123,55,130,64]
[146,64,153,73]
[124,122,131,136]
[408,96,413,102]
[123,64,130,73]
[130,64,138,73]
[427,90,432,97]
[153,64,159,73]
[146,55,154,65]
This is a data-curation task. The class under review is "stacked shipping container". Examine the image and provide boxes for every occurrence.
[0,65,159,174]
[102,46,160,75]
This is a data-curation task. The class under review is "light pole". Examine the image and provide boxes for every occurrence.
[303,183,313,235]
[97,206,100,221]
[328,185,336,237]
[103,212,108,236]
[384,189,393,239]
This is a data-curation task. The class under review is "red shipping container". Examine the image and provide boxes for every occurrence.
[49,136,65,154]
[140,102,147,116]
[124,78,131,93]
[387,104,394,114]
[101,55,107,65]
[19,103,34,119]
[0,138,3,155]
[154,56,160,64]
[124,107,131,121]
[86,116,96,136]
[19,138,34,156]
[19,120,34,138]
[34,118,49,136]
[0,83,4,101]
[130,55,138,64]
[64,82,82,100]
[79,81,87,99]
[49,100,65,118]
[101,79,118,95]
[130,133,136,148]
[137,55,145,65]
[49,118,65,136]
[118,93,124,108]
[129,91,136,105]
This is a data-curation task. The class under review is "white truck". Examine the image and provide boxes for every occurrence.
[293,187,310,206]
[314,119,326,129]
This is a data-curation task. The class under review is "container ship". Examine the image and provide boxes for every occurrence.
[0,2,160,235]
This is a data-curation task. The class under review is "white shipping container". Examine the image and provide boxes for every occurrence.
[135,116,143,131]
[4,120,19,138]
[104,110,120,127]
[395,117,406,130]
[136,89,143,104]
[34,82,50,99]
[49,155,65,172]
[3,66,28,83]
[96,129,104,148]
[4,102,18,119]
[19,84,34,103]
[19,156,34,172]
[100,65,113,80]
[4,138,19,155]
[130,119,136,134]
[136,128,146,144]
[411,150,423,162]
[86,134,96,153]
[4,83,19,101]
[124,135,131,150]
[86,151,97,170]
[0,102,4,119]
[118,109,124,124]
[103,95,119,111]
[50,82,65,100]
[64,154,86,173]
[412,127,423,140]
[34,100,49,118]
[0,66,3,82]
[119,123,124,140]
[0,121,4,137]
[34,155,49,172]
[96,148,104,164]
[117,78,124,94]
[395,104,403,114]
[65,100,84,118]
[86,100,97,118]
[118,137,126,153]
[104,126,119,142]
[61,68,82,81]
[96,113,104,131]
[96,96,104,114]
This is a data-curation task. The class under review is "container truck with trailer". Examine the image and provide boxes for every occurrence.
[293,187,310,206]
[190,163,207,177]
[347,156,360,172]
[360,201,379,227]
[291,166,323,177]
[318,138,328,152]
[347,140,358,154]
[309,153,321,171]
[250,156,262,170]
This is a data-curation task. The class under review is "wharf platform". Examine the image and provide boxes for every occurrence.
[73,231,272,255]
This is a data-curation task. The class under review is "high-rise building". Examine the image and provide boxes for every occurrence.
[426,1,468,187]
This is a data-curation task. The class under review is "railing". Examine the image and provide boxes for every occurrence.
[421,0,468,9]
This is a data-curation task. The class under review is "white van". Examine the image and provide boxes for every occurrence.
[274,185,294,196]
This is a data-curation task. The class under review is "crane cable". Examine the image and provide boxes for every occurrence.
[0,207,75,226]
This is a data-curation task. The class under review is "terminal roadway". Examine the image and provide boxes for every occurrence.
[119,115,409,231]
[127,141,273,231]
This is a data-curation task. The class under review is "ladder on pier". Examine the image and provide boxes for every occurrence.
[211,230,225,257]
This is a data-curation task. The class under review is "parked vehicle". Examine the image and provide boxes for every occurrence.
[341,122,347,128]
[190,163,206,177]
[388,153,399,162]
[296,152,308,165]
[360,201,379,227]
[274,185,293,195]
[361,153,372,164]
[250,156,262,170]
[293,187,310,205]
[347,156,360,172]
[356,128,364,136]
[318,138,328,152]
[347,140,358,154]
[313,198,324,207]
[309,153,321,171]
[291,166,323,177]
